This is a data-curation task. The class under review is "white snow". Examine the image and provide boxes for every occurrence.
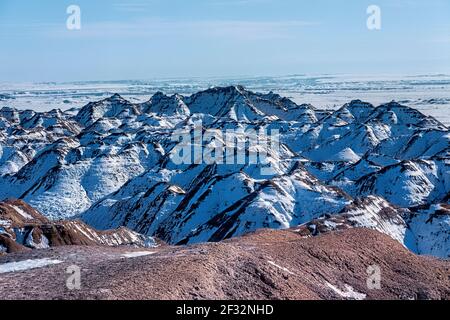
[267,260,295,275]
[0,219,11,228]
[72,222,96,242]
[0,258,63,274]
[0,81,448,257]
[325,282,367,300]
[9,205,34,220]
[333,148,361,163]
[406,204,450,258]
[25,232,50,249]
[122,251,156,258]
[168,185,186,194]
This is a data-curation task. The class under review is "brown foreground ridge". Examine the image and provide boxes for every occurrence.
[0,199,157,253]
[0,227,448,300]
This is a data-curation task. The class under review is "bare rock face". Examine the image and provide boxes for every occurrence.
[0,199,157,254]
[0,228,448,300]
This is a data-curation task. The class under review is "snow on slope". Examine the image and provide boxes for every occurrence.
[352,159,448,207]
[406,203,450,258]
[0,87,448,257]
[295,196,412,247]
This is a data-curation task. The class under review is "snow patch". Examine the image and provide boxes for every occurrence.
[325,282,366,300]
[333,148,361,163]
[122,251,156,258]
[267,260,295,275]
[0,220,11,228]
[168,185,186,195]
[25,232,50,249]
[0,258,63,274]
[9,205,34,220]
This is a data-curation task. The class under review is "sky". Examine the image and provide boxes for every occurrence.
[0,0,449,82]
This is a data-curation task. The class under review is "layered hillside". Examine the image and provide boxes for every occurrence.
[0,199,156,254]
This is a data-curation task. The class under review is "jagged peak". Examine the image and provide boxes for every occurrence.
[109,93,125,101]
[79,94,131,111]
[150,91,184,102]
[375,100,420,112]
[88,93,131,107]
[345,99,374,108]
[193,85,249,97]
[369,100,446,127]
[41,108,64,118]
[150,91,166,99]
[0,106,17,112]
[142,91,189,116]
[383,100,403,107]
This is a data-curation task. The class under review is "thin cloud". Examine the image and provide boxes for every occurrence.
[112,2,153,12]
[48,18,319,41]
[430,37,450,44]
[208,0,270,6]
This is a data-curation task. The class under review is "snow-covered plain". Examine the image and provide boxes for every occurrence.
[1,74,450,125]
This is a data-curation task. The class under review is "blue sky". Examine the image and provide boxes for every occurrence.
[0,0,449,82]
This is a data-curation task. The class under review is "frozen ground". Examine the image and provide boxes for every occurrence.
[1,74,450,125]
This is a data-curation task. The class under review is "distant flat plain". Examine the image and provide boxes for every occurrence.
[2,74,450,125]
